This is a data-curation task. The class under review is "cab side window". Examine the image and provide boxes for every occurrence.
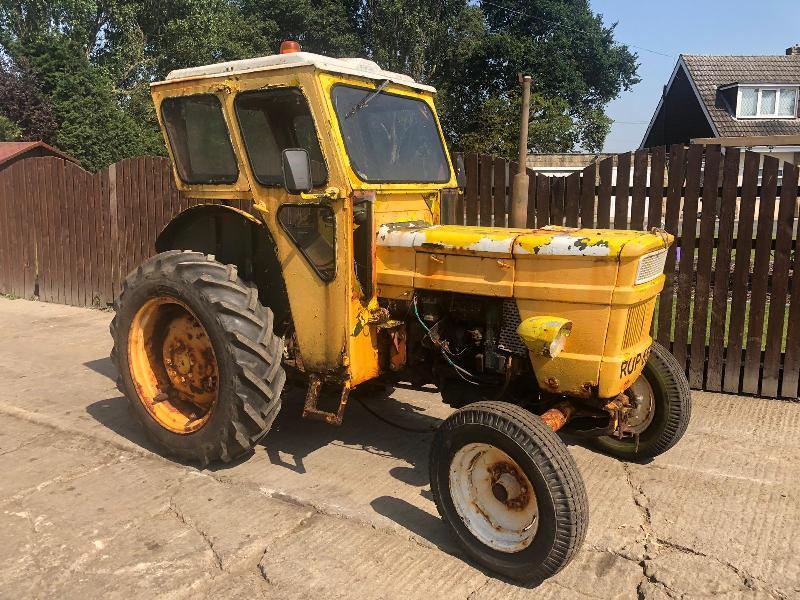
[235,88,328,187]
[160,94,239,184]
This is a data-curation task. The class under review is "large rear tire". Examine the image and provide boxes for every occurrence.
[594,341,691,460]
[430,401,588,584]
[111,250,285,465]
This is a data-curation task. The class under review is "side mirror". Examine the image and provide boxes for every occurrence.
[281,148,313,194]
[455,154,466,190]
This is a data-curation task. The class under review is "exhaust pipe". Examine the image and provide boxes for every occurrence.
[510,74,532,228]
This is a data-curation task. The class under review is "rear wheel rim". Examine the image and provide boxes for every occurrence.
[128,297,219,434]
[448,442,539,552]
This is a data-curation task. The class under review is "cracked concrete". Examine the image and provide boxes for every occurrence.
[1,297,799,599]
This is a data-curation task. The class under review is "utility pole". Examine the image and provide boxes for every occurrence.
[511,74,532,228]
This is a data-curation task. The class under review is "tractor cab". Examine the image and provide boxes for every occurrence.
[150,45,458,391]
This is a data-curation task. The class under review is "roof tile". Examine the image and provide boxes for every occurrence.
[681,54,800,137]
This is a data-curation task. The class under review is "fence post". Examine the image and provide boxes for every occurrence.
[108,162,119,300]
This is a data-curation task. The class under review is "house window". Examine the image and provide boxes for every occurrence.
[737,86,798,118]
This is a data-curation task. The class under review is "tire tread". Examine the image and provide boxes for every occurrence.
[430,401,588,583]
[110,251,285,464]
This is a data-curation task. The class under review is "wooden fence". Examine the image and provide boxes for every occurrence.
[0,145,798,399]
[452,145,800,400]
[0,155,249,307]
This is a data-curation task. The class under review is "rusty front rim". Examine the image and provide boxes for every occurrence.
[623,375,656,435]
[128,297,219,434]
[448,443,539,553]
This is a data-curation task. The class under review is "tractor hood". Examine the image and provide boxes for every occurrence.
[376,223,671,260]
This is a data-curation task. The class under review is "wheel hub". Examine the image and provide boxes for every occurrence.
[448,443,539,553]
[623,376,656,434]
[489,464,530,509]
[128,297,219,434]
[162,313,216,406]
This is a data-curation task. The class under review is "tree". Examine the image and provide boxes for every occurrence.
[241,0,637,154]
[460,92,578,157]
[441,0,638,153]
[0,0,639,167]
[0,115,21,141]
[12,34,162,170]
[0,54,57,141]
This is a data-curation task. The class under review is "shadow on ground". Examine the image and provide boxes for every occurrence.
[82,355,464,556]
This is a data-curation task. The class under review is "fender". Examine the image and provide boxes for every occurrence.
[155,203,291,331]
[155,203,263,252]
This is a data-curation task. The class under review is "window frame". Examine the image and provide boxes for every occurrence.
[330,82,451,184]
[276,203,337,283]
[160,93,240,185]
[736,85,799,119]
[233,87,329,189]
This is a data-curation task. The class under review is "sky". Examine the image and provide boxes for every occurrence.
[590,0,800,153]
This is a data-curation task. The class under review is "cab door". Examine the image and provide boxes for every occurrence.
[229,78,357,377]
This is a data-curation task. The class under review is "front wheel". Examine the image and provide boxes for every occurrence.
[595,341,691,460]
[430,401,588,584]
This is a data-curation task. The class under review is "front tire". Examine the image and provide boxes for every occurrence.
[595,341,691,460]
[110,250,286,465]
[430,401,588,584]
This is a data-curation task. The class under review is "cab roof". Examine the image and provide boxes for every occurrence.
[159,51,436,93]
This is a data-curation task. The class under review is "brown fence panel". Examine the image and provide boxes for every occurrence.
[579,162,596,228]
[614,151,631,228]
[762,162,798,397]
[724,151,760,393]
[782,165,800,398]
[673,144,703,369]
[533,174,548,228]
[742,156,780,394]
[647,146,666,229]
[596,157,613,228]
[564,171,580,227]
[478,155,492,226]
[464,153,478,226]
[657,144,687,347]
[689,145,721,387]
[493,157,507,227]
[525,166,537,228]
[0,167,8,294]
[630,149,648,230]
[706,147,740,391]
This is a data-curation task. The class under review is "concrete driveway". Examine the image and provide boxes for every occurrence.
[0,297,798,599]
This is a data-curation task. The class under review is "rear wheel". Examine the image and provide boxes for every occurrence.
[430,401,588,583]
[595,341,691,460]
[111,250,286,464]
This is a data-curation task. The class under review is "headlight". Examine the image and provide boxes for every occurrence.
[635,249,668,285]
[517,316,573,358]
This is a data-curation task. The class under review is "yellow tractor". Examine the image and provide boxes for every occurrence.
[111,42,691,583]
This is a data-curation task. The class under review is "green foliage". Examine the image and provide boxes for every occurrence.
[0,54,57,140]
[0,0,639,169]
[12,34,162,170]
[441,0,638,153]
[0,114,21,140]
[461,92,579,157]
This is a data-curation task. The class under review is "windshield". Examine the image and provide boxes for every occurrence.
[331,84,450,183]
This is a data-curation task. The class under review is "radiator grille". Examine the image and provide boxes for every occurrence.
[623,300,653,350]
[498,299,528,356]
[635,249,668,285]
